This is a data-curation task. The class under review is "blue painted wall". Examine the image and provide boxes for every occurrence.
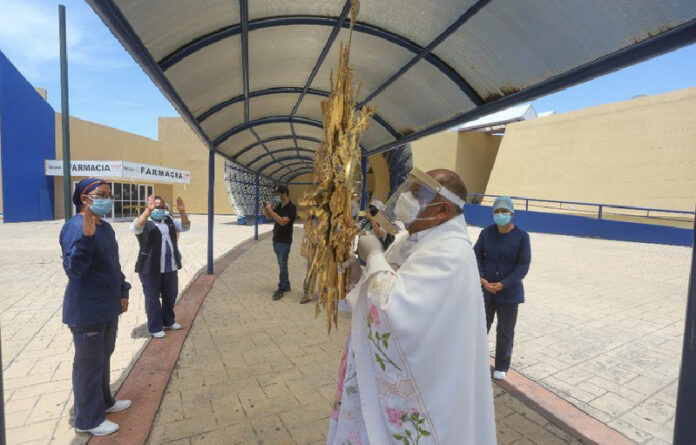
[0,51,55,222]
[464,204,693,247]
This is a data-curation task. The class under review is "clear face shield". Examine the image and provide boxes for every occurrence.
[371,168,465,234]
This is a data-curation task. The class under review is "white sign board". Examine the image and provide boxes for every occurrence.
[45,160,190,184]
[45,160,124,177]
[122,161,191,184]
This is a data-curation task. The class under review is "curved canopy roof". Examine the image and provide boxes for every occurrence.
[87,0,696,183]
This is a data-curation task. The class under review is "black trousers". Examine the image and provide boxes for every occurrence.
[484,299,519,372]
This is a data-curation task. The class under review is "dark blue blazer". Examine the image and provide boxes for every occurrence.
[474,224,531,304]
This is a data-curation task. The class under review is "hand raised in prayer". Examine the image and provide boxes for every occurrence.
[83,206,96,237]
[176,196,186,213]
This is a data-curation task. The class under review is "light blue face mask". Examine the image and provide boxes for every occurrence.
[151,209,169,220]
[493,212,512,226]
[272,195,282,205]
[89,199,113,216]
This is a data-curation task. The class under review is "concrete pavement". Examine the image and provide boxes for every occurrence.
[0,216,691,444]
[0,214,272,445]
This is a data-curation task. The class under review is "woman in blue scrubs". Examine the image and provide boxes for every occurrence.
[59,178,132,436]
[474,196,531,380]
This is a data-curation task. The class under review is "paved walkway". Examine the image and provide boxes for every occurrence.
[0,217,691,444]
[0,215,272,445]
[467,227,690,444]
[146,234,580,445]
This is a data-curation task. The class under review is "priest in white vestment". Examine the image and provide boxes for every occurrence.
[327,169,496,445]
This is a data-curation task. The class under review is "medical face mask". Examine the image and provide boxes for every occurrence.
[89,199,113,217]
[272,195,282,205]
[394,192,440,226]
[151,209,169,220]
[493,212,512,226]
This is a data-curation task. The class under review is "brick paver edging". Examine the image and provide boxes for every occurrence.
[89,232,273,445]
[491,358,637,445]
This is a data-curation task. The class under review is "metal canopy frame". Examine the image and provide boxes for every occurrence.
[87,0,696,184]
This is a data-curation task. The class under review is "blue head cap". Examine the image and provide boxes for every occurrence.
[493,196,514,213]
[73,177,106,211]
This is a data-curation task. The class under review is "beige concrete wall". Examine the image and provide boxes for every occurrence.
[158,117,235,215]
[411,129,501,196]
[486,87,696,211]
[411,130,459,174]
[456,132,501,195]
[54,114,161,219]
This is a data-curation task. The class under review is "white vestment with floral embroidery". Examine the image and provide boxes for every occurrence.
[327,214,496,445]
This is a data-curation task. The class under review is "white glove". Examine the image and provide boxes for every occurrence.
[358,233,384,262]
[338,256,357,274]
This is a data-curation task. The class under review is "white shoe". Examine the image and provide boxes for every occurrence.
[76,419,119,436]
[105,399,132,413]
[151,331,166,338]
[492,370,507,380]
[164,322,182,330]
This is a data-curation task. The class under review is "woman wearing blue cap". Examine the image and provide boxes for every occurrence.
[474,196,531,380]
[59,178,132,436]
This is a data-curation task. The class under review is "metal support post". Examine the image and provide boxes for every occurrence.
[360,156,368,210]
[254,174,260,241]
[59,5,72,221]
[206,150,215,274]
[673,210,696,444]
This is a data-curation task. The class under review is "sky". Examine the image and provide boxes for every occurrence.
[0,0,694,140]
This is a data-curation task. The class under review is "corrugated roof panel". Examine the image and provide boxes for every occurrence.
[358,0,478,47]
[164,37,243,116]
[118,0,241,61]
[234,146,269,166]
[371,59,477,134]
[434,0,696,101]
[218,132,260,157]
[250,93,299,122]
[295,94,325,123]
[360,123,397,150]
[248,26,333,92]
[199,101,246,141]
[250,123,296,141]
[309,28,414,102]
[248,0,345,21]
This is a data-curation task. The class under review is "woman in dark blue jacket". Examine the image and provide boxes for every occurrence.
[60,178,132,436]
[474,196,531,380]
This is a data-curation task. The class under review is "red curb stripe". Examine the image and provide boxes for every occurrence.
[89,232,272,445]
[491,359,637,445]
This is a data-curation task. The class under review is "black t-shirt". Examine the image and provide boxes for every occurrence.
[272,201,297,243]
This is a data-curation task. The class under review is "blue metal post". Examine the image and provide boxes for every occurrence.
[254,174,260,241]
[673,212,696,444]
[598,205,603,220]
[206,150,214,274]
[360,156,369,210]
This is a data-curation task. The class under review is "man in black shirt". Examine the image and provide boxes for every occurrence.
[262,185,297,300]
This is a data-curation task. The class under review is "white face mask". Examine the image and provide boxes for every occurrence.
[394,192,439,226]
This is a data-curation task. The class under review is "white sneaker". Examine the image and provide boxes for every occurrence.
[76,419,119,436]
[164,322,182,330]
[492,370,507,380]
[151,331,166,338]
[105,399,132,413]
